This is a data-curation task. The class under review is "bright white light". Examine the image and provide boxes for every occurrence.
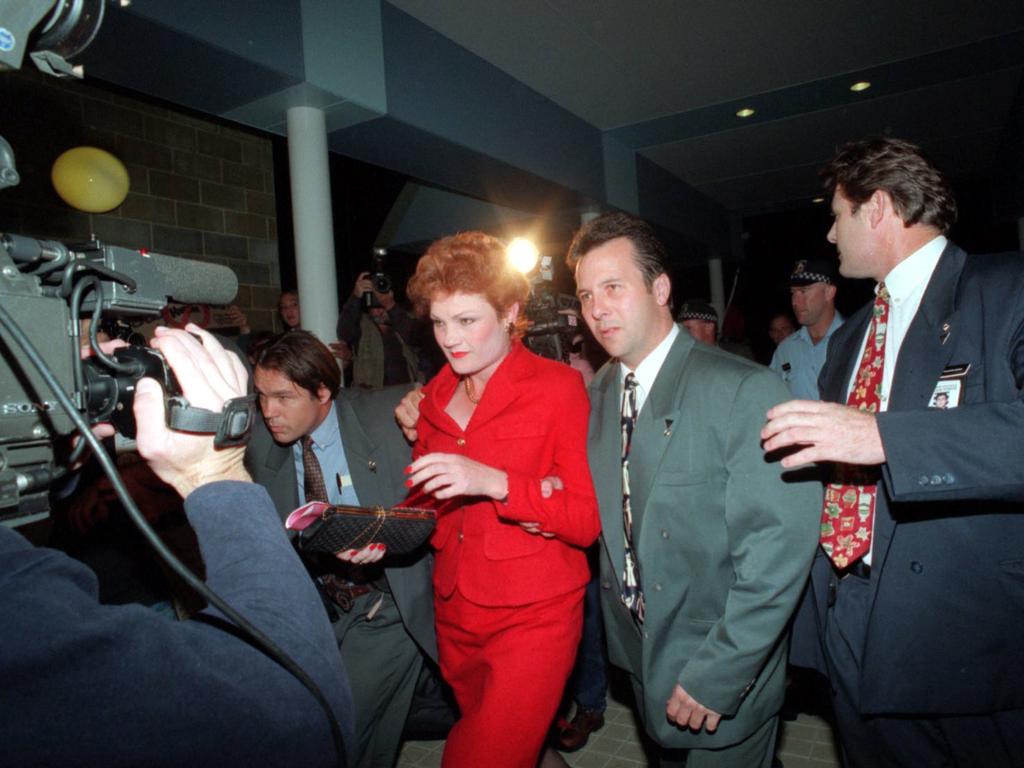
[507,237,539,274]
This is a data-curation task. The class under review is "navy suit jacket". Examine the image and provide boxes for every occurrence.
[793,242,1024,715]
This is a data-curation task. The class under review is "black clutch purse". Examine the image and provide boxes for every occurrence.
[285,501,436,556]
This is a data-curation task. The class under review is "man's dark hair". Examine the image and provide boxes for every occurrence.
[254,330,340,399]
[566,211,669,288]
[821,137,958,234]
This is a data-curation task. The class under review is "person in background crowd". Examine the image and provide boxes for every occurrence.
[338,272,424,389]
[677,298,718,345]
[767,311,797,347]
[770,260,843,401]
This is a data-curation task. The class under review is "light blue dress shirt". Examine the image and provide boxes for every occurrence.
[769,312,845,401]
[292,402,361,507]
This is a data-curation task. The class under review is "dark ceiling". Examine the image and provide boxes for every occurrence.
[21,0,1024,259]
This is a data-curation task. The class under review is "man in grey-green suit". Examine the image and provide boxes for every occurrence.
[568,213,821,768]
[245,331,435,768]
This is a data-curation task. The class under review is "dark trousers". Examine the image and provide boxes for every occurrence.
[567,564,609,713]
[825,569,1024,768]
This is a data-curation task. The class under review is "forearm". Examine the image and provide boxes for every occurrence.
[497,463,599,547]
[336,295,363,343]
[880,400,1024,502]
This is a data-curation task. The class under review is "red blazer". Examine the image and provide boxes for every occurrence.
[413,342,599,606]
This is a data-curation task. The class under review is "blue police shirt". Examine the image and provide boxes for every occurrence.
[769,312,844,400]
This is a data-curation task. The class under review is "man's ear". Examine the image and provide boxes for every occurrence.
[653,273,672,306]
[315,384,332,404]
[825,284,837,303]
[867,189,890,229]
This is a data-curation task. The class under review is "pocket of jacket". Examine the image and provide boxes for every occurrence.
[656,470,710,488]
[483,527,546,560]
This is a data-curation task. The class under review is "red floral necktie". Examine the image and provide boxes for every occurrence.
[820,283,889,568]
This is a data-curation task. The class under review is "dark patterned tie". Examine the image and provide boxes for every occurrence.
[820,283,889,568]
[621,373,645,624]
[302,436,330,504]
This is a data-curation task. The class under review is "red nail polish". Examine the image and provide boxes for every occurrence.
[349,550,358,555]
[405,479,413,487]
[404,465,412,474]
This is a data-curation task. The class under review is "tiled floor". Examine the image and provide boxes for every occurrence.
[397,694,841,768]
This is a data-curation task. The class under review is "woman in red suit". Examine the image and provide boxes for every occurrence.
[404,231,600,767]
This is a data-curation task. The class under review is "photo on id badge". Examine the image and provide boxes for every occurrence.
[929,379,960,409]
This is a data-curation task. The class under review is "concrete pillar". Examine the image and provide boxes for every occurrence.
[708,255,725,326]
[286,106,339,346]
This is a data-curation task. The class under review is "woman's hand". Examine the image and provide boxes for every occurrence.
[519,476,563,537]
[406,452,508,500]
[335,543,387,564]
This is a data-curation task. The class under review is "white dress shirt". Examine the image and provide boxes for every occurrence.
[846,235,946,562]
[620,323,680,415]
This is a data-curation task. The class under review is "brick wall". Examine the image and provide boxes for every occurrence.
[0,68,283,332]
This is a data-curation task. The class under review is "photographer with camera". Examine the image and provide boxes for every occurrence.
[337,258,424,389]
[1,325,354,767]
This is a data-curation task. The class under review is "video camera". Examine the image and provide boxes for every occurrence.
[521,254,582,363]
[0,233,253,526]
[361,247,393,310]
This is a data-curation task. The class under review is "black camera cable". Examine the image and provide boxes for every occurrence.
[0,302,347,768]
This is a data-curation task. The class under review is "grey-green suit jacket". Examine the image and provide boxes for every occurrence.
[245,384,436,661]
[589,331,820,748]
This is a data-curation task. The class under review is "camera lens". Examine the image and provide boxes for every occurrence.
[373,274,392,294]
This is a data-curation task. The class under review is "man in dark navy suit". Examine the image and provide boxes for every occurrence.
[762,137,1024,767]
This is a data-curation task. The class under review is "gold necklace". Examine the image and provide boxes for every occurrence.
[463,377,481,404]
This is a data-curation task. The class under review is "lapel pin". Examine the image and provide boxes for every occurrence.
[664,419,673,437]
[940,322,951,345]
[367,459,377,473]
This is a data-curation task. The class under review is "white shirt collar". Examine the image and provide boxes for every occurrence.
[880,235,946,302]
[619,323,680,412]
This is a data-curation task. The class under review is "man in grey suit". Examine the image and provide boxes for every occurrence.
[568,213,821,768]
[246,330,435,768]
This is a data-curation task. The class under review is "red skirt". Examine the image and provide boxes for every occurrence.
[435,585,585,768]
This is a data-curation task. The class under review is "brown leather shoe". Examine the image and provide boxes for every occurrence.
[556,707,605,752]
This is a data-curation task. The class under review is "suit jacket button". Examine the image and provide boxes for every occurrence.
[456,438,466,447]
[918,475,930,486]
[910,561,924,574]
[367,460,377,473]
[643,631,649,639]
[943,473,955,484]
[654,583,662,591]
[457,532,464,542]
[661,529,670,539]
[930,475,942,485]
[601,580,611,590]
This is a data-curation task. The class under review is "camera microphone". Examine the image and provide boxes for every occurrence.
[103,248,239,308]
